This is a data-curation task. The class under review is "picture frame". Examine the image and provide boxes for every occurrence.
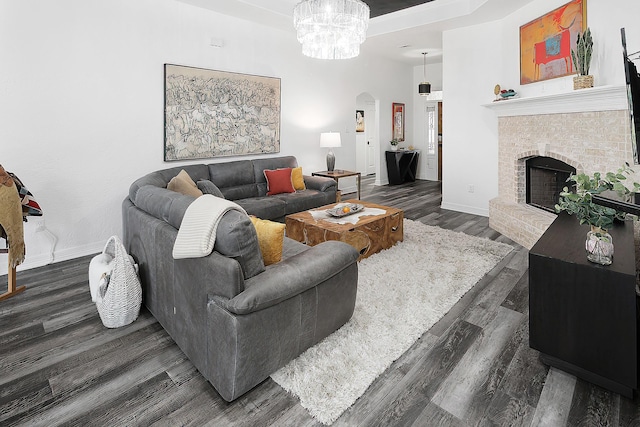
[519,0,586,85]
[392,103,405,142]
[356,110,365,132]
[164,64,281,161]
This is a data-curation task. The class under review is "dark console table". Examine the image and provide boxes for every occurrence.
[529,213,637,397]
[385,150,419,185]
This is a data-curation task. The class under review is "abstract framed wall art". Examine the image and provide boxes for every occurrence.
[519,0,586,85]
[164,64,281,161]
[392,103,405,142]
[356,110,365,132]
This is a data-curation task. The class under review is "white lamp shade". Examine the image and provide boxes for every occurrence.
[320,132,342,148]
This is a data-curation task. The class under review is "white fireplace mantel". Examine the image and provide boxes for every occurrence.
[483,85,628,117]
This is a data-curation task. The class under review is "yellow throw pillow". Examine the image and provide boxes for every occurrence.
[291,166,306,191]
[250,216,285,266]
[168,169,203,198]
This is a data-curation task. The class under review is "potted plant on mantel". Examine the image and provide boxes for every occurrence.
[571,27,594,90]
[555,163,640,265]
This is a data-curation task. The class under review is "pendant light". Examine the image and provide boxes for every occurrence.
[419,52,431,96]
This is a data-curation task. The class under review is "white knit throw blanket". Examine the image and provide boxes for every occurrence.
[172,195,247,259]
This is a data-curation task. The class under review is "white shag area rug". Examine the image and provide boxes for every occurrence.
[271,219,513,425]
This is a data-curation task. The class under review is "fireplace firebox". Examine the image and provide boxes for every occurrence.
[526,157,576,213]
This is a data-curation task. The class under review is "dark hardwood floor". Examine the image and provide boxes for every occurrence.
[2,176,640,426]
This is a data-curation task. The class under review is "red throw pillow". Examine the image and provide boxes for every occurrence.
[264,168,295,196]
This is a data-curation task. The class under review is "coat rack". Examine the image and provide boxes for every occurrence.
[1,242,25,301]
[0,165,42,301]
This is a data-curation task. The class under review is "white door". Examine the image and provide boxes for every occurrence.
[365,101,376,176]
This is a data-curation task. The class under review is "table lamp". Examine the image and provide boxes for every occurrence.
[320,132,341,172]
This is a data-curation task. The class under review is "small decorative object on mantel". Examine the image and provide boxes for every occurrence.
[492,85,517,101]
[500,89,517,99]
[555,163,640,265]
[389,139,399,151]
[571,27,594,90]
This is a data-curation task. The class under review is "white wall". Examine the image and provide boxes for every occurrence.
[0,0,413,274]
[441,0,640,217]
[441,22,503,216]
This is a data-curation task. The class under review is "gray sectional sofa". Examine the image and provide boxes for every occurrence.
[127,156,337,222]
[122,156,358,401]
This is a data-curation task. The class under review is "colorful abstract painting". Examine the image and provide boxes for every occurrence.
[392,103,405,142]
[520,0,586,85]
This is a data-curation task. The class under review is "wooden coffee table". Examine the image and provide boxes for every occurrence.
[285,200,403,260]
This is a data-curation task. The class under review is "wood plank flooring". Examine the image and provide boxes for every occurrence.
[2,176,640,426]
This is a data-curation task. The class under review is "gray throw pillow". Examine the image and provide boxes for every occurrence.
[214,210,265,280]
[197,179,225,198]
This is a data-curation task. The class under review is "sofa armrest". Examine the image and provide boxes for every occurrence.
[304,175,336,193]
[174,250,246,300]
[216,240,358,315]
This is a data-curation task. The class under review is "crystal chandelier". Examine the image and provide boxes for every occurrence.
[293,0,370,60]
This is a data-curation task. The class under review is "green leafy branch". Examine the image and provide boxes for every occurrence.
[555,163,640,230]
[571,27,593,76]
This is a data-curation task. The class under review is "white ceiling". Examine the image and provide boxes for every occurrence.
[177,0,536,65]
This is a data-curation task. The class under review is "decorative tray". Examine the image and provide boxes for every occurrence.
[326,203,364,217]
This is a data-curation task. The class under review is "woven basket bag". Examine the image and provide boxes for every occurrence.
[95,236,142,328]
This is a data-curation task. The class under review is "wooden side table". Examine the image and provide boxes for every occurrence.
[312,170,361,202]
[529,213,637,397]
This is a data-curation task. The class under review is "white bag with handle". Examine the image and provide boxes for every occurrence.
[94,236,142,328]
[88,252,113,303]
[89,252,138,303]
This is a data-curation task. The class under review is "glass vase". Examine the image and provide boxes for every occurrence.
[585,227,614,266]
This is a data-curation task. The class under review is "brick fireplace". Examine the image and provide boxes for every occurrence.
[486,85,634,249]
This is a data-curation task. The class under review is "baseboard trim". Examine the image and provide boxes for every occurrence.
[1,241,104,276]
[440,201,489,217]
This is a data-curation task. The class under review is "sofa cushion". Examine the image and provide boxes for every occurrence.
[197,180,225,198]
[168,170,203,198]
[215,210,265,279]
[234,196,286,220]
[207,160,259,201]
[291,167,306,191]
[220,184,260,201]
[250,216,285,266]
[275,190,332,215]
[133,186,196,230]
[129,164,210,202]
[208,160,255,188]
[264,168,295,196]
